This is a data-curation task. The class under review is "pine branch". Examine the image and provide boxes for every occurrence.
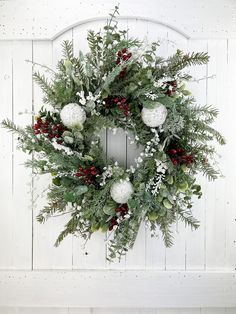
[195,121,226,145]
[62,40,74,61]
[75,59,89,89]
[200,161,219,181]
[177,208,200,230]
[192,104,219,118]
[55,215,78,246]
[33,71,55,101]
[182,51,209,66]
[1,118,26,136]
[159,223,174,247]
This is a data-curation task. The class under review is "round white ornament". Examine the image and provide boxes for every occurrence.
[141,102,167,127]
[110,179,134,204]
[60,103,86,129]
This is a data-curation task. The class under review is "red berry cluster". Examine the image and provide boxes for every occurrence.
[105,97,130,117]
[113,97,129,117]
[165,80,177,96]
[167,147,193,166]
[34,117,65,144]
[109,204,129,231]
[116,48,132,78]
[75,166,98,185]
[116,48,132,64]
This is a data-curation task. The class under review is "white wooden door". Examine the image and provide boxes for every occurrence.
[0,3,236,312]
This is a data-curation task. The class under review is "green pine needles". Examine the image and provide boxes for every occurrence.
[2,6,225,261]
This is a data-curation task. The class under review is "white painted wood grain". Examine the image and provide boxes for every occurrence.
[11,41,33,269]
[69,309,91,314]
[0,308,69,314]
[206,40,228,270]
[1,0,236,40]
[225,39,236,271]
[0,271,235,308]
[0,41,14,269]
[1,308,234,314]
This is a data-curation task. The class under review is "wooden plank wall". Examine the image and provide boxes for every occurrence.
[0,17,235,311]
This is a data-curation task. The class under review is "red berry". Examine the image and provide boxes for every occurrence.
[171,158,178,166]
[176,148,184,154]
[117,51,122,57]
[171,80,177,87]
[122,48,127,54]
[169,149,177,155]
[75,173,82,177]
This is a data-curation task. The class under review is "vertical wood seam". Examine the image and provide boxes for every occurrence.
[11,49,14,196]
[72,27,75,270]
[31,39,34,270]
[204,41,209,271]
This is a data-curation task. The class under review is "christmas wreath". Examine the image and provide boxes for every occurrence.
[2,7,225,261]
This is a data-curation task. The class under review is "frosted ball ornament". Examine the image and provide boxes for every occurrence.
[60,103,86,129]
[141,102,168,128]
[110,179,134,204]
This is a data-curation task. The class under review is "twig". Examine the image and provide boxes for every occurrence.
[190,74,216,83]
[25,59,56,74]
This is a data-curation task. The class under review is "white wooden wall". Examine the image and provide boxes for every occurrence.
[0,0,236,313]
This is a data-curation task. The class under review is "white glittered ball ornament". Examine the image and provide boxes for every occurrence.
[110,179,134,204]
[60,103,86,129]
[141,102,167,128]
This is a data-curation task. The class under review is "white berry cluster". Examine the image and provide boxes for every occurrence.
[76,91,101,116]
[52,140,74,156]
[145,92,158,100]
[135,129,160,167]
[153,76,174,88]
[100,162,120,187]
[146,159,168,195]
